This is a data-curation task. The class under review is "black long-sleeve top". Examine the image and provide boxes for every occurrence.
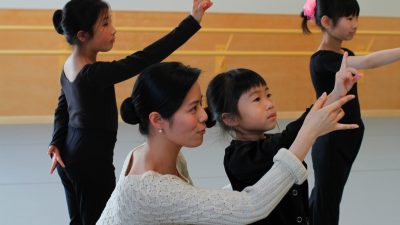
[224,108,311,225]
[50,15,201,149]
[310,48,361,122]
[310,48,364,162]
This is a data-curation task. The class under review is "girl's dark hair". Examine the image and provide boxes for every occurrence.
[206,68,267,132]
[120,62,202,135]
[52,0,110,45]
[301,0,360,34]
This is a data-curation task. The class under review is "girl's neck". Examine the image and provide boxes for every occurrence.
[130,135,181,176]
[72,45,97,64]
[233,129,266,142]
[318,32,344,54]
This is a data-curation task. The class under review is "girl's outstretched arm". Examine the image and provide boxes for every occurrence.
[348,48,400,70]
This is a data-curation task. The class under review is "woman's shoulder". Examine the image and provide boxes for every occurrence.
[120,171,189,194]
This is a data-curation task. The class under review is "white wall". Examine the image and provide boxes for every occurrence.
[0,0,399,17]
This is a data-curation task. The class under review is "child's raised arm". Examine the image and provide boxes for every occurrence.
[289,93,359,161]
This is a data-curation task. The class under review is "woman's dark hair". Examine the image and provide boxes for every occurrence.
[120,62,202,135]
[301,0,360,34]
[52,0,110,45]
[206,68,267,132]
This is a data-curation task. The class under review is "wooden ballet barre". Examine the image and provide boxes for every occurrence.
[0,25,400,36]
[0,50,371,56]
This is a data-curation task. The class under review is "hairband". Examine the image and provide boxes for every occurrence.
[303,0,316,20]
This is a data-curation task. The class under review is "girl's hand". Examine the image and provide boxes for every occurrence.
[328,51,363,104]
[289,93,359,161]
[191,0,213,23]
[48,145,65,174]
[302,93,359,139]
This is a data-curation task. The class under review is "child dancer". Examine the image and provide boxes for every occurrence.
[205,52,360,225]
[301,0,400,224]
[47,0,212,224]
[97,61,357,225]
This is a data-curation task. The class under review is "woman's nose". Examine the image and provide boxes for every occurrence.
[199,107,208,123]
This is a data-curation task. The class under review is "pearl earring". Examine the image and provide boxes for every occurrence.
[158,129,163,133]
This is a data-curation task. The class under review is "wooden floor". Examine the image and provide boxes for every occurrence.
[0,117,399,225]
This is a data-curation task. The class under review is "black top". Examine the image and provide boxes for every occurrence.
[50,15,201,149]
[310,48,361,122]
[224,108,311,225]
[309,48,365,166]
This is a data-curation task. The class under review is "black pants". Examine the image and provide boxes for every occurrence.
[309,122,364,225]
[57,127,116,225]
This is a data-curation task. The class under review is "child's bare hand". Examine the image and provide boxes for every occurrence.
[191,0,213,23]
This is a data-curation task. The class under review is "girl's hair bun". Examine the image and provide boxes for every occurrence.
[204,107,216,128]
[52,9,64,35]
[120,97,141,125]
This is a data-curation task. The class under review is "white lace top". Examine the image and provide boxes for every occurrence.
[96,148,308,225]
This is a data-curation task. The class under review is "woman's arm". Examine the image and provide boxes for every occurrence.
[112,149,307,225]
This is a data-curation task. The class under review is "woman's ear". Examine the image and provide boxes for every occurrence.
[76,30,89,43]
[221,113,239,128]
[321,15,332,30]
[148,112,164,130]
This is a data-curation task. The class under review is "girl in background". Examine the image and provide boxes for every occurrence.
[301,0,400,224]
[97,61,357,225]
[206,52,359,225]
[47,0,212,224]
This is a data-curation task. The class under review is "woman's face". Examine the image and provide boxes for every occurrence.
[163,82,208,148]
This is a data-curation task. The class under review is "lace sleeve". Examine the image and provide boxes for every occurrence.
[98,149,307,225]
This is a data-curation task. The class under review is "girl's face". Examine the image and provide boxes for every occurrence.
[87,10,116,52]
[329,15,359,41]
[235,85,277,136]
[163,82,208,148]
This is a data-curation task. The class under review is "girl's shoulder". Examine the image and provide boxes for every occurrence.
[311,47,355,60]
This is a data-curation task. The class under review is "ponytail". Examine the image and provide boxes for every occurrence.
[300,11,312,34]
[301,0,316,34]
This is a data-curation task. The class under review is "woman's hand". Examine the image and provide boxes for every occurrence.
[48,145,65,174]
[191,0,213,23]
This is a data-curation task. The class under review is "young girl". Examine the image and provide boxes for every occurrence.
[205,52,359,225]
[47,0,212,224]
[301,0,400,224]
[96,61,357,225]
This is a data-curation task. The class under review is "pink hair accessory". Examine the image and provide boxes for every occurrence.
[303,0,316,20]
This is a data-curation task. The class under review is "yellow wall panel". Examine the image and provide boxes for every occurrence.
[0,9,399,121]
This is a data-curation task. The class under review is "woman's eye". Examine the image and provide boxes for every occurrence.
[267,93,272,98]
[253,97,260,102]
[190,106,198,112]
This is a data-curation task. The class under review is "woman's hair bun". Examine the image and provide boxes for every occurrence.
[120,97,141,125]
[52,9,64,35]
[204,107,216,128]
